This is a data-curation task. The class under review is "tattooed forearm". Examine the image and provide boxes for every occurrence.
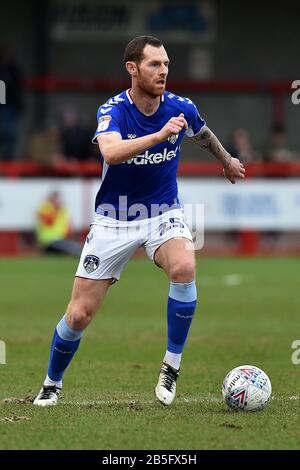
[192,126,232,168]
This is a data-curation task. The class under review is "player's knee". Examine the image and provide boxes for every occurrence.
[66,302,96,330]
[169,260,195,283]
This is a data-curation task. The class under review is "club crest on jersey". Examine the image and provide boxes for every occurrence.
[83,255,100,273]
[97,115,112,132]
[168,133,179,144]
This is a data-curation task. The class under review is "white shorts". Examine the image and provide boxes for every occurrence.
[75,208,193,282]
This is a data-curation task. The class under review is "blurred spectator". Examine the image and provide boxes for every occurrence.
[29,125,64,166]
[36,191,82,256]
[264,123,298,162]
[59,106,91,161]
[226,128,258,163]
[86,115,101,160]
[0,45,24,160]
[261,123,295,245]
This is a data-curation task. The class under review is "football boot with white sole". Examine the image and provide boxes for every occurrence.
[155,362,179,406]
[33,385,61,407]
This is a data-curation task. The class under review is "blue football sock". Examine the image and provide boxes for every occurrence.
[167,281,197,355]
[47,315,83,382]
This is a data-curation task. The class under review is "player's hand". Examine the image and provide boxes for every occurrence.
[223,157,245,184]
[157,113,188,142]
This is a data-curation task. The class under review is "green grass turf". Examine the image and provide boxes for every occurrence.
[0,256,299,450]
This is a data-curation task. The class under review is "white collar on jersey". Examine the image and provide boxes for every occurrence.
[126,89,165,104]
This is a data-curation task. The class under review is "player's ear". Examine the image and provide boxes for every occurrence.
[126,61,137,77]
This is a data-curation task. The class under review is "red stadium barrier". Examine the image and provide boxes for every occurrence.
[25,77,292,94]
[1,161,300,178]
[0,232,21,255]
[1,162,299,256]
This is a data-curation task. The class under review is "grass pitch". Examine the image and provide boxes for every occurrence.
[0,256,299,450]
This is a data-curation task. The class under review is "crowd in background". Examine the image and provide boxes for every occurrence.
[225,124,299,164]
[0,46,299,165]
[1,120,298,166]
[28,107,99,166]
[1,110,298,165]
[0,46,24,161]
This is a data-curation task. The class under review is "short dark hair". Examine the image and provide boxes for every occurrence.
[123,35,163,65]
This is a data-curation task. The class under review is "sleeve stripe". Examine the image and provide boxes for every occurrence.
[92,131,122,144]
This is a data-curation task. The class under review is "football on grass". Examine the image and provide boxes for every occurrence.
[222,365,272,411]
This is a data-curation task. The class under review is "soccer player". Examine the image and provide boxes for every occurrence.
[34,36,245,407]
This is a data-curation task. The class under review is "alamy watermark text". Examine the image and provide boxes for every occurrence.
[291,340,300,365]
[0,341,6,364]
[0,80,6,104]
[291,80,300,105]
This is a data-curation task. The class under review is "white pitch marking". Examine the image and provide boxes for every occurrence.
[223,274,242,286]
[58,395,298,406]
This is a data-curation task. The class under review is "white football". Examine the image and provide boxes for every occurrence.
[222,365,272,411]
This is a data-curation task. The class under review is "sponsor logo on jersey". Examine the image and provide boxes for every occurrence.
[125,146,178,165]
[127,134,137,139]
[97,115,112,132]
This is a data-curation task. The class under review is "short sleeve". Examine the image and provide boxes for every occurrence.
[185,102,206,138]
[92,104,122,144]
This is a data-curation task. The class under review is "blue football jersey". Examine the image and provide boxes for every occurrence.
[92,89,206,220]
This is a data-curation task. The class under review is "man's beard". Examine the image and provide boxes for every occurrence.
[137,73,165,98]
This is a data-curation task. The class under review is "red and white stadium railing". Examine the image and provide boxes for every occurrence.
[0,162,300,256]
[1,161,300,178]
[25,77,293,93]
